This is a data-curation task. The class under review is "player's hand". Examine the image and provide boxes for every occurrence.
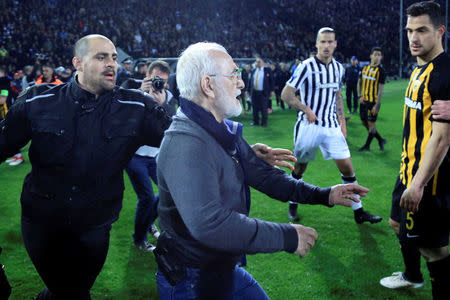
[270,91,275,98]
[328,184,369,207]
[290,223,318,258]
[358,96,365,104]
[140,76,153,93]
[400,184,423,213]
[305,107,317,123]
[252,143,296,170]
[340,124,347,138]
[431,100,450,121]
[371,105,379,116]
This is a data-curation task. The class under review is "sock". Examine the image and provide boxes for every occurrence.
[364,132,374,147]
[341,174,362,210]
[373,131,383,143]
[427,255,450,299]
[400,239,423,283]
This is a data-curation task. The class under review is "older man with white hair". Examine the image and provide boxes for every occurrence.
[154,42,370,299]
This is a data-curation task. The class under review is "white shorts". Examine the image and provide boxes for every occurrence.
[293,120,350,163]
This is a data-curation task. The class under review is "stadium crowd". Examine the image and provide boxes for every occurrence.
[0,0,442,80]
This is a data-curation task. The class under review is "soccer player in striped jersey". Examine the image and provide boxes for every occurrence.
[357,47,387,151]
[281,27,382,224]
[380,2,449,297]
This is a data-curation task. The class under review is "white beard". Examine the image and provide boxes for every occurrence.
[216,85,242,119]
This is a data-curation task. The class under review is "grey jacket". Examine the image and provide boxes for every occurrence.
[157,110,331,269]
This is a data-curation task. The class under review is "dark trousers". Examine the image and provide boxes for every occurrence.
[275,91,285,109]
[22,218,111,299]
[126,155,159,244]
[252,91,268,126]
[346,83,358,113]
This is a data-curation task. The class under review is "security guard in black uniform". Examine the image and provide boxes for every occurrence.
[0,34,172,299]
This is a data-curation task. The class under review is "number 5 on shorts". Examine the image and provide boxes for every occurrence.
[406,212,414,230]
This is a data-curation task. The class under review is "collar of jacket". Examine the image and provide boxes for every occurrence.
[69,74,117,107]
[179,97,243,155]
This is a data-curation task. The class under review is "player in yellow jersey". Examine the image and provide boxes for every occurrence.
[380,2,449,298]
[357,47,387,151]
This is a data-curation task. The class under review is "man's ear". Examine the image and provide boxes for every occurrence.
[72,57,83,72]
[200,76,215,98]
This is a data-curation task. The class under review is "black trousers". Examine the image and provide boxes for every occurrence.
[252,91,268,126]
[346,83,358,112]
[22,218,111,299]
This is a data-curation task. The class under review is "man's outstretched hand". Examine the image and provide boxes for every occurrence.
[329,184,370,207]
[290,223,318,258]
[252,143,297,170]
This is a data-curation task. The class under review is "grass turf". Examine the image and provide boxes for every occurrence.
[0,79,432,299]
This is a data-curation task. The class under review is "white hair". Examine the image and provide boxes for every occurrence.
[176,42,228,101]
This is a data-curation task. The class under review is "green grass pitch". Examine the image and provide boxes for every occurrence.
[0,79,433,299]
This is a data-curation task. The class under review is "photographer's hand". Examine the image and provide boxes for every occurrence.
[140,76,153,93]
[150,87,167,106]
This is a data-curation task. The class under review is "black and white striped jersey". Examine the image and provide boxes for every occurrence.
[286,56,345,128]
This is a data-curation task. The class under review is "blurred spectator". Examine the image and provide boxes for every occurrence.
[0,67,13,108]
[35,63,63,85]
[117,57,133,85]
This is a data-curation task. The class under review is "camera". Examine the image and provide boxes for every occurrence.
[151,76,165,92]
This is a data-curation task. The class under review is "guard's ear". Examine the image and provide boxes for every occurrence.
[72,57,83,72]
[200,75,215,98]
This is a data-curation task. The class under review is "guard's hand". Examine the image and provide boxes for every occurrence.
[290,224,318,258]
[305,107,317,123]
[140,77,153,93]
[431,100,450,121]
[400,184,423,213]
[252,143,296,170]
[329,184,369,207]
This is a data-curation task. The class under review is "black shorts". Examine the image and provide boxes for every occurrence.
[397,179,450,248]
[360,101,377,122]
[390,176,405,223]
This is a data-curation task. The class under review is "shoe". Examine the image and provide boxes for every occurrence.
[8,156,24,166]
[268,109,273,114]
[261,124,267,128]
[149,224,160,239]
[358,145,370,152]
[135,240,155,252]
[250,122,259,126]
[244,110,248,114]
[5,157,15,163]
[354,208,382,224]
[379,139,387,151]
[345,116,351,122]
[288,203,300,221]
[380,272,425,289]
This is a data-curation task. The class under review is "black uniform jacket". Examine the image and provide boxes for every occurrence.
[0,79,172,229]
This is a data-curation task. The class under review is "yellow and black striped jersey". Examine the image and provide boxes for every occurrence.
[399,52,450,194]
[360,65,386,102]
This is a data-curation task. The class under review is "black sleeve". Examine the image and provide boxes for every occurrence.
[141,96,173,147]
[0,96,31,163]
[429,55,450,123]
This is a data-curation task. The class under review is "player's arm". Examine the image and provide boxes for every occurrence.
[371,83,384,116]
[281,85,317,123]
[335,90,347,138]
[400,121,450,212]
